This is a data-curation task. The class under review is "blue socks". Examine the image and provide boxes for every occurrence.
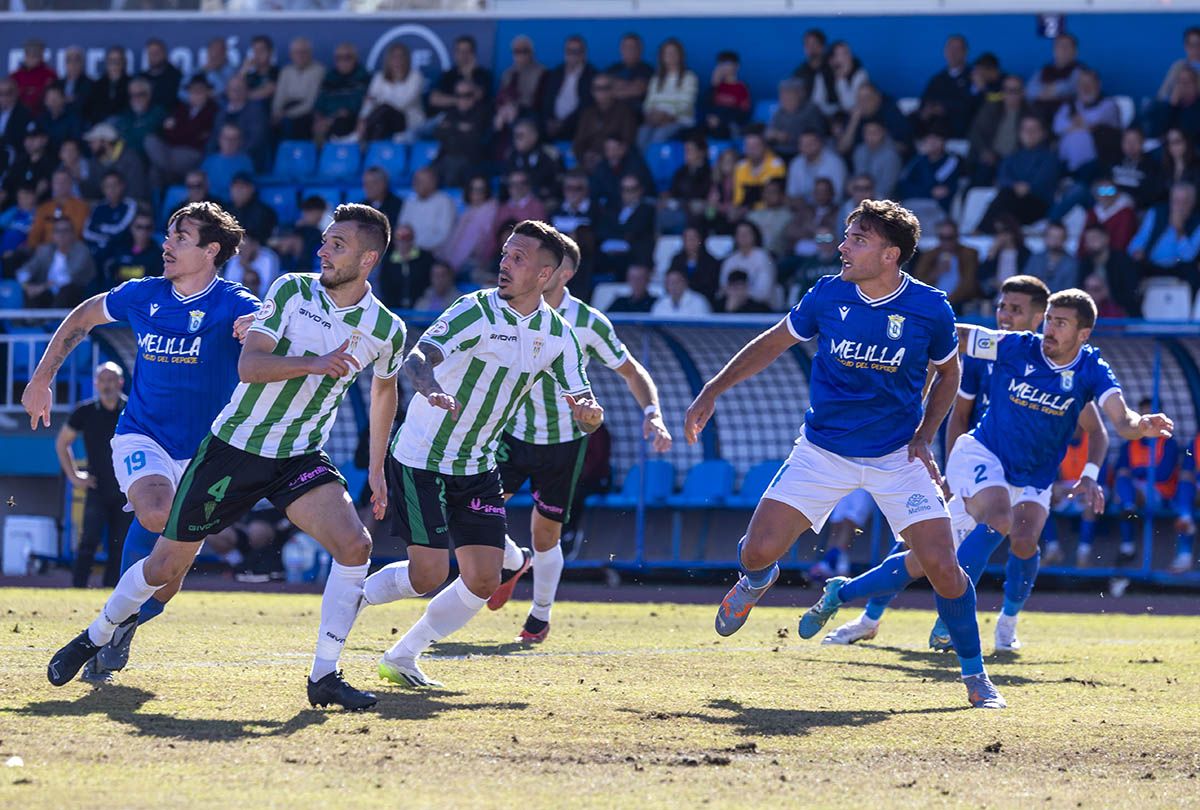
[934,578,983,676]
[836,552,913,604]
[738,537,778,589]
[1079,517,1096,547]
[957,524,1004,584]
[118,519,168,626]
[1002,550,1040,616]
[1115,475,1136,509]
[820,546,843,570]
[864,594,894,621]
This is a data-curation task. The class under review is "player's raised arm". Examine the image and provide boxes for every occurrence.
[404,342,459,417]
[955,323,1009,357]
[1100,388,1174,441]
[21,293,111,429]
[684,318,799,445]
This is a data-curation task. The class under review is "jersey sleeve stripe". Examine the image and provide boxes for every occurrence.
[956,389,977,400]
[932,345,958,365]
[785,314,813,342]
[1097,386,1122,407]
[263,278,300,333]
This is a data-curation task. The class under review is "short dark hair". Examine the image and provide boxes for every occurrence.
[845,199,921,266]
[251,35,273,50]
[332,202,391,259]
[455,35,477,52]
[559,233,581,270]
[168,202,245,268]
[975,52,999,70]
[804,28,827,45]
[716,50,740,64]
[300,195,327,212]
[1186,26,1200,41]
[512,220,565,269]
[727,269,749,285]
[102,169,125,184]
[1000,274,1050,311]
[1048,288,1098,330]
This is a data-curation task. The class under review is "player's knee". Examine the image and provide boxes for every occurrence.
[739,538,777,572]
[923,555,964,594]
[138,506,170,535]
[330,527,372,566]
[984,509,1014,538]
[462,569,500,599]
[144,548,191,586]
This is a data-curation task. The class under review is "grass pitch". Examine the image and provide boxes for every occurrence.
[1,587,1198,809]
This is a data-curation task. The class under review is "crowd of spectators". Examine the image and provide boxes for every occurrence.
[4,27,1200,317]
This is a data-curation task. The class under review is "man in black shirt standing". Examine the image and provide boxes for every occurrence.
[56,362,130,588]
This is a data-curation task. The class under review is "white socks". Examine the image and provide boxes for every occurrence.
[948,495,976,546]
[87,559,159,646]
[502,536,525,570]
[529,544,564,622]
[310,560,369,681]
[363,561,422,605]
[387,577,486,662]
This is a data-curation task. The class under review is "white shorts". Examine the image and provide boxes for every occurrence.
[763,431,949,536]
[111,433,191,510]
[945,433,1052,512]
[828,488,875,527]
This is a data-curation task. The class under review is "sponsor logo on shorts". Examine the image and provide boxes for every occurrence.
[467,497,506,516]
[531,490,563,515]
[906,493,932,515]
[288,465,331,490]
[188,519,220,533]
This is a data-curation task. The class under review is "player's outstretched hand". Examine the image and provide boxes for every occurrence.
[565,393,604,431]
[369,467,388,521]
[644,413,673,453]
[427,391,459,419]
[308,339,361,378]
[1138,413,1174,439]
[907,436,941,482]
[232,313,256,343]
[1068,476,1105,514]
[21,383,52,429]
[683,391,715,445]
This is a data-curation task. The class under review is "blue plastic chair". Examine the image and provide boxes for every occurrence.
[753,100,779,123]
[158,184,188,225]
[645,141,685,189]
[317,143,362,184]
[408,141,440,174]
[602,460,676,509]
[363,141,409,186]
[666,459,736,508]
[728,459,786,509]
[554,140,577,170]
[0,279,24,310]
[259,185,299,225]
[444,187,465,213]
[272,140,318,181]
[707,139,736,166]
[302,186,344,214]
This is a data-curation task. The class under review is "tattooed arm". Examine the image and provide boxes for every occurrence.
[21,294,112,429]
[403,343,459,417]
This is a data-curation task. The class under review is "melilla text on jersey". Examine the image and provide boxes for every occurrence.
[137,333,203,365]
[1006,377,1075,416]
[829,338,905,373]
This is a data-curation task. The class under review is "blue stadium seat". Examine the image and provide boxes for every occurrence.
[645,141,685,189]
[409,141,440,173]
[708,139,736,166]
[753,100,778,123]
[602,460,675,509]
[341,464,368,502]
[272,140,317,181]
[317,143,362,184]
[554,140,577,170]
[159,184,188,225]
[260,185,299,225]
[302,186,344,213]
[665,459,735,507]
[363,141,409,186]
[727,459,785,509]
[444,187,465,213]
[0,279,24,310]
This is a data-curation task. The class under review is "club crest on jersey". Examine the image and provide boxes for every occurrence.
[532,336,544,358]
[348,330,362,353]
[188,309,206,333]
[1060,370,1074,391]
[887,314,905,339]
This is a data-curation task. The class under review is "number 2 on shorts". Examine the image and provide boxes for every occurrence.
[974,463,987,484]
[123,450,147,476]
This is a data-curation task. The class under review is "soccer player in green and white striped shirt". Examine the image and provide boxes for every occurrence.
[48,204,405,711]
[362,220,604,688]
[489,235,673,643]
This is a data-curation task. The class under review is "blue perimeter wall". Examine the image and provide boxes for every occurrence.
[495,13,1189,101]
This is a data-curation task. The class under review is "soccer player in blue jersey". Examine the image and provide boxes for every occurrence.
[685,199,1006,709]
[824,276,1108,647]
[817,289,1172,657]
[23,202,259,682]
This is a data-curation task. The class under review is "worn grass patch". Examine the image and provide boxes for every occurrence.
[1,587,1198,808]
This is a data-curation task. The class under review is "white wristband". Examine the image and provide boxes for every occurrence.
[1081,463,1100,482]
[644,404,660,418]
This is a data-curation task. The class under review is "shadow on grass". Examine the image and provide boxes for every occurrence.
[2,684,330,741]
[372,687,529,721]
[830,645,1046,687]
[427,641,531,658]
[624,698,967,737]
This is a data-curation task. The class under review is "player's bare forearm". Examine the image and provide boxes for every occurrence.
[54,428,80,480]
[32,294,108,384]
[615,356,659,411]
[1102,390,1174,440]
[238,332,315,383]
[946,395,974,451]
[403,343,448,398]
[701,320,797,400]
[369,374,398,475]
[1079,402,1110,466]
[914,358,961,444]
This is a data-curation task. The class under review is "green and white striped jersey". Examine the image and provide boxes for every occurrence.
[211,273,406,459]
[505,289,628,445]
[392,288,591,476]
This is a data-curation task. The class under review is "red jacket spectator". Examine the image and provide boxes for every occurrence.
[159,98,218,152]
[13,59,57,118]
[1079,191,1137,254]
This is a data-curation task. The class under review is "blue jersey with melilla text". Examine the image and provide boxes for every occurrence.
[103,276,260,459]
[787,273,959,457]
[958,354,994,428]
[968,330,1121,488]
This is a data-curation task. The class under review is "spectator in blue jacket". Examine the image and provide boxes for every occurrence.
[210,75,270,171]
[978,114,1060,233]
[897,125,960,213]
[1128,181,1200,282]
[200,123,255,200]
[82,170,137,260]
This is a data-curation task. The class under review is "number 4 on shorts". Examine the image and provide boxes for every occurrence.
[207,475,232,502]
